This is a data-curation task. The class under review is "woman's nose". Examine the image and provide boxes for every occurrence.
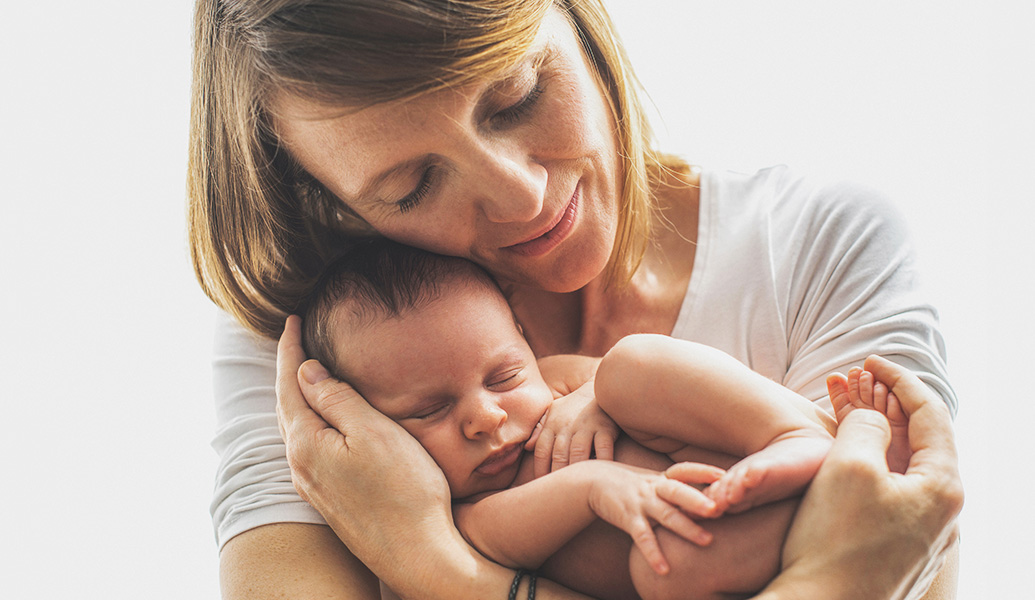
[469,148,547,224]
[461,394,508,440]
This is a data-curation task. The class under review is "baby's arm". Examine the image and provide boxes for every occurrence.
[596,334,836,511]
[452,460,722,575]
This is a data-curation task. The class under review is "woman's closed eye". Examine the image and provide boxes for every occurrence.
[491,79,544,128]
[396,164,440,214]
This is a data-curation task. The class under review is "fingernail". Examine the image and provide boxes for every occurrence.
[301,360,330,385]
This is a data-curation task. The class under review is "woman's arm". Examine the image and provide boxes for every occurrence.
[210,313,593,599]
[220,523,378,599]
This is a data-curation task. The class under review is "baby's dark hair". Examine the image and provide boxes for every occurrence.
[301,239,501,379]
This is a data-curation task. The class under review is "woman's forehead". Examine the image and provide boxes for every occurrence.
[269,7,570,124]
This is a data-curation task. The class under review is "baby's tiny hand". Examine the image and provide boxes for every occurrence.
[588,462,725,575]
[526,380,620,478]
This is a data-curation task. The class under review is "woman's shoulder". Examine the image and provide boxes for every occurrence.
[700,164,909,241]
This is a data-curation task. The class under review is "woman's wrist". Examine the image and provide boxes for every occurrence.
[391,536,589,600]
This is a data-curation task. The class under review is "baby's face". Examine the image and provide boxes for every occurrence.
[334,281,552,499]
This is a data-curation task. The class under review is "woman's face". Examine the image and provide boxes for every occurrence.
[274,9,620,292]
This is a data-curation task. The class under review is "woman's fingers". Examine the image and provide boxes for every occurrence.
[863,355,962,491]
[297,359,396,441]
[822,408,893,477]
[276,315,327,440]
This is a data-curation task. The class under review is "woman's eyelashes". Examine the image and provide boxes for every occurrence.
[492,79,545,127]
[396,165,439,214]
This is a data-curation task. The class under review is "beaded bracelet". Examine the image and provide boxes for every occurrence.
[508,569,537,600]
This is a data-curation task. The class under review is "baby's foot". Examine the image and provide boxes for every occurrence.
[826,363,911,473]
[705,432,831,514]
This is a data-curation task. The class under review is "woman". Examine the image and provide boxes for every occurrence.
[188,0,961,597]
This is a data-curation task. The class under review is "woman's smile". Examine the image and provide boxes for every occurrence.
[503,183,580,257]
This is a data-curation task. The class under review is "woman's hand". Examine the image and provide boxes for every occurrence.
[749,355,964,600]
[586,461,725,577]
[275,316,468,597]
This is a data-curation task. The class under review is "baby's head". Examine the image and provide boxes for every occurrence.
[302,240,553,498]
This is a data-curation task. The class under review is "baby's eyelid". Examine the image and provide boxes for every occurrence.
[488,368,525,389]
[407,400,450,420]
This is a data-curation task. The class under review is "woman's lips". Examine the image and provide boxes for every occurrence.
[504,186,580,258]
[475,443,523,477]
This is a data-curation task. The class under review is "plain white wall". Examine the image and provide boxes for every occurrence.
[3,1,1031,597]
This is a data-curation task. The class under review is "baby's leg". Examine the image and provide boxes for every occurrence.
[826,360,912,473]
[629,498,797,600]
[696,432,832,514]
[597,334,834,512]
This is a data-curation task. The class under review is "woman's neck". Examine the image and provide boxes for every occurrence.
[511,170,701,357]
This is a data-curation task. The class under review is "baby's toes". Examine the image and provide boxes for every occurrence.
[847,367,864,405]
[826,374,853,422]
[705,479,731,512]
[859,370,875,408]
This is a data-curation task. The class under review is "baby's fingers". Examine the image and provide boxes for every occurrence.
[594,431,616,462]
[569,430,595,464]
[657,478,720,518]
[551,433,571,472]
[532,428,555,479]
[649,500,714,546]
[628,517,670,576]
[665,462,727,487]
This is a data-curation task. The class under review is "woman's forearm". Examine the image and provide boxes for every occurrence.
[220,523,379,600]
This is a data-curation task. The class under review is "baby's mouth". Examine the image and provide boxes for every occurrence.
[475,442,523,476]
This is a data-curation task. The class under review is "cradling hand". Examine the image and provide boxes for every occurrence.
[753,355,963,600]
[275,316,464,596]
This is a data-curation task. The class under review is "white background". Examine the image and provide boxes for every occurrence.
[2,1,1031,597]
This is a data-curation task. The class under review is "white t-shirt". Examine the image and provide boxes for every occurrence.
[208,165,957,549]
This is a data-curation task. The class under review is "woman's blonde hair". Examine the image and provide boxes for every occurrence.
[188,0,687,338]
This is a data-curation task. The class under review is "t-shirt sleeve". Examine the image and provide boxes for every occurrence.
[209,310,326,550]
[773,175,957,415]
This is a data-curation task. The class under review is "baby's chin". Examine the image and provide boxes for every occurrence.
[452,454,531,501]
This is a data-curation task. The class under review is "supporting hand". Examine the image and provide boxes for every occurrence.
[754,355,963,600]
